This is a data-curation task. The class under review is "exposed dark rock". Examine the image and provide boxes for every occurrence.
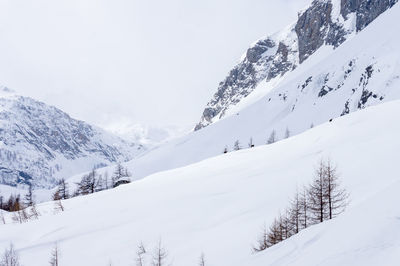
[246,38,275,63]
[356,65,382,109]
[300,76,313,92]
[267,42,296,80]
[359,65,374,88]
[194,39,278,130]
[337,59,356,90]
[318,74,334,97]
[296,0,350,63]
[326,22,348,48]
[341,100,350,116]
[295,1,333,63]
[341,0,398,31]
[318,85,334,97]
[195,0,398,130]
[358,89,377,108]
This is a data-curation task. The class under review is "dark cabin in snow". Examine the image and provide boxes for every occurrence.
[113,177,131,188]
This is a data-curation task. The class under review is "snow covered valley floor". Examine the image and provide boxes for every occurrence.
[1,100,400,265]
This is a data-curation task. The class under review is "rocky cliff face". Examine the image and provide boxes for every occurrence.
[195,0,398,130]
[0,88,143,188]
[341,0,397,31]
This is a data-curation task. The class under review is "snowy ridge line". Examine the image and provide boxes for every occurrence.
[122,2,400,184]
[1,98,400,265]
[0,90,145,189]
[195,0,398,130]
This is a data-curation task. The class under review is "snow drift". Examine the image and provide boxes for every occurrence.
[0,99,399,265]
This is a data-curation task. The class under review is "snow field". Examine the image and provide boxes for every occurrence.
[0,99,399,265]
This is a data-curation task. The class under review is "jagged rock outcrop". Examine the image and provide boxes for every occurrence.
[195,0,398,130]
[0,88,144,188]
[296,0,349,63]
[341,0,397,31]
[195,38,279,131]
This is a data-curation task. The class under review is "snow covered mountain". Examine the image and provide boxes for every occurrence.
[122,0,400,182]
[1,98,399,265]
[0,87,143,188]
[1,1,400,265]
[195,0,398,130]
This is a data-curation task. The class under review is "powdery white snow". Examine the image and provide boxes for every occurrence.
[0,99,399,265]
[120,2,400,183]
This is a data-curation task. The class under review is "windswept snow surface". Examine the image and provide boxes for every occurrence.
[0,100,399,265]
[120,2,400,182]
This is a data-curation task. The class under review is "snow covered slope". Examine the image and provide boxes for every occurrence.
[0,87,144,188]
[0,99,399,265]
[195,0,398,130]
[125,1,400,181]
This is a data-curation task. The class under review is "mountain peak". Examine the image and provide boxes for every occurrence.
[0,90,144,188]
[194,0,398,130]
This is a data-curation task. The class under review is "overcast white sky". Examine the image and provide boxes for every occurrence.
[0,0,311,130]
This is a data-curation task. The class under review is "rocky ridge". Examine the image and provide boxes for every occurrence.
[195,0,398,130]
[0,87,143,188]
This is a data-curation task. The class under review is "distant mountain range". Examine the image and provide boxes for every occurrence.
[0,87,143,188]
[1,0,399,190]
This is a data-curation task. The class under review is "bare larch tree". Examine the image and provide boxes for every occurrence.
[198,253,206,266]
[152,239,168,266]
[136,242,146,266]
[299,187,310,230]
[57,178,70,200]
[252,223,269,253]
[267,130,276,144]
[284,127,290,139]
[289,189,301,234]
[308,160,328,223]
[322,159,349,219]
[252,158,349,252]
[233,140,241,151]
[0,243,21,266]
[24,184,34,207]
[49,243,59,266]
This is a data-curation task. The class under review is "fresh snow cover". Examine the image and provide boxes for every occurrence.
[0,99,399,265]
[1,1,400,265]
[120,2,400,182]
[222,0,358,120]
[194,0,363,130]
[0,87,144,188]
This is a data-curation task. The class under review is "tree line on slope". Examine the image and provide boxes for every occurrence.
[0,156,348,264]
[55,163,131,200]
[224,127,292,154]
[0,185,40,224]
[0,163,132,225]
[253,158,349,252]
[225,123,318,153]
